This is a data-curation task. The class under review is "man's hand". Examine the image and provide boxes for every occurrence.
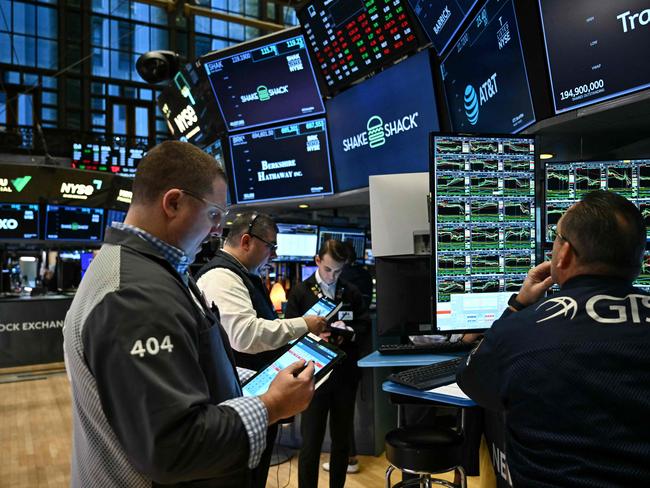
[259,360,315,424]
[304,315,328,335]
[517,261,554,307]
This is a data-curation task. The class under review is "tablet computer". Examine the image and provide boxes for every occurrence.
[304,297,342,321]
[242,332,346,397]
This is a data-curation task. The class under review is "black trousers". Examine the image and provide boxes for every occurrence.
[298,378,358,488]
[250,423,278,488]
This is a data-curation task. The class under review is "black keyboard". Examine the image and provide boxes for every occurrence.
[378,341,475,355]
[387,357,465,390]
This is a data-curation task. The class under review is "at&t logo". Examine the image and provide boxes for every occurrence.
[463,73,499,126]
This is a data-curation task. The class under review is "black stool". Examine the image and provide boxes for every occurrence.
[385,425,467,488]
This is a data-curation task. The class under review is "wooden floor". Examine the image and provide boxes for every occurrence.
[0,369,485,488]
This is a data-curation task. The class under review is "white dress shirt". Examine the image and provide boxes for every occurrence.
[315,269,336,299]
[197,252,308,354]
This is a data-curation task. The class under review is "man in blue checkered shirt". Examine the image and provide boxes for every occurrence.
[63,141,315,487]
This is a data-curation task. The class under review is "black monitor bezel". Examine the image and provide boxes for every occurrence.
[429,130,541,334]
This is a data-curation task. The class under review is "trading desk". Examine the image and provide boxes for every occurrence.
[358,350,465,368]
[382,380,476,408]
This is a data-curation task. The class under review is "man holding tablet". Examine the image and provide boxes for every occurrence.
[285,239,370,488]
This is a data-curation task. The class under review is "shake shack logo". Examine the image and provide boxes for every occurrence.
[0,175,32,193]
[341,112,420,153]
[240,85,289,103]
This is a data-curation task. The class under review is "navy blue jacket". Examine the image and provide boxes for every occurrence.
[457,275,650,487]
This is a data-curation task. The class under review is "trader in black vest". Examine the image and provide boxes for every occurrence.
[196,212,327,487]
[285,239,371,488]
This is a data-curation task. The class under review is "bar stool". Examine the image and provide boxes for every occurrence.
[385,425,466,488]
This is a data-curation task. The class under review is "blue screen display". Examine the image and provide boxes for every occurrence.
[229,118,334,204]
[539,0,650,114]
[0,203,39,240]
[440,0,535,134]
[204,33,324,132]
[326,50,440,192]
[407,0,480,55]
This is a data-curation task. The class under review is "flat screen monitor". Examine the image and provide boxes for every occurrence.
[407,0,480,55]
[203,29,325,132]
[157,62,224,146]
[106,209,127,226]
[544,158,650,242]
[71,142,143,177]
[539,0,650,114]
[431,133,538,333]
[297,0,421,92]
[440,0,535,134]
[80,251,94,278]
[318,226,366,261]
[0,203,39,240]
[275,223,319,262]
[229,118,333,204]
[301,264,319,281]
[45,205,104,242]
[327,50,439,192]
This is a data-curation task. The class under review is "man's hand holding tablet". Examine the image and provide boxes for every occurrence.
[260,360,316,425]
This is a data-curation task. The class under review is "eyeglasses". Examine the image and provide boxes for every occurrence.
[247,213,278,252]
[556,230,579,257]
[180,189,229,224]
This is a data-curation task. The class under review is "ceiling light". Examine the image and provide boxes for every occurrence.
[298,204,309,209]
[540,153,554,160]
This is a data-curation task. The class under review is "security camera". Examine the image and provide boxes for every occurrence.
[136,51,181,84]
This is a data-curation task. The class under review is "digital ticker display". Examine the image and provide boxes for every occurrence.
[407,0,479,55]
[539,0,650,114]
[203,33,324,132]
[432,133,537,332]
[0,203,39,240]
[440,0,535,134]
[298,0,420,92]
[545,159,650,242]
[45,205,104,242]
[327,50,439,191]
[71,142,144,176]
[229,118,333,204]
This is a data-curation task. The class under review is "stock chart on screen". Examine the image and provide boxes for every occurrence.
[545,159,650,242]
[432,133,537,332]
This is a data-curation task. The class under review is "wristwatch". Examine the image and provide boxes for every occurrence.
[508,293,527,311]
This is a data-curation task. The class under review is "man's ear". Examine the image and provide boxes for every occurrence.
[161,189,183,218]
[240,232,252,250]
[555,240,573,270]
[315,255,321,266]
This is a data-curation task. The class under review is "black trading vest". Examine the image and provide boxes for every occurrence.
[196,250,288,371]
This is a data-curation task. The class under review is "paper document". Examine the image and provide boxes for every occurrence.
[426,382,470,400]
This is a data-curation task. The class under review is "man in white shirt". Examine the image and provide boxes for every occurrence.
[195,212,327,488]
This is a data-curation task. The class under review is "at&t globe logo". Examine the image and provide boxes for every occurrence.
[464,84,479,125]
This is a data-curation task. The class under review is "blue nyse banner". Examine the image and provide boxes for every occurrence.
[327,50,440,192]
[440,0,535,134]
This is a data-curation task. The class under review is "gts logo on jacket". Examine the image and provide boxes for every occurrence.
[537,294,650,324]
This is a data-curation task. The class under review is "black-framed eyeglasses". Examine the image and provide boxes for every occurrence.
[247,213,278,252]
[180,189,229,224]
[556,230,579,257]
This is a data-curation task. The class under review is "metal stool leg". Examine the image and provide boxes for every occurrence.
[386,464,395,488]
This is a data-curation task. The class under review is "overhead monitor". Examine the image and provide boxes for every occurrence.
[544,158,650,243]
[81,251,95,278]
[301,264,319,281]
[318,226,366,261]
[0,203,39,240]
[45,205,105,242]
[539,0,650,114]
[157,62,224,146]
[297,0,421,92]
[71,142,144,177]
[275,223,319,262]
[431,133,538,333]
[228,118,334,204]
[327,50,439,192]
[440,0,535,134]
[407,0,480,55]
[203,28,325,132]
[106,209,127,226]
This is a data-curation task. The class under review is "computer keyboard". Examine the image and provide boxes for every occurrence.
[378,341,475,355]
[387,357,465,390]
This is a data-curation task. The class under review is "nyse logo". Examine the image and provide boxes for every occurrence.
[617,9,650,33]
[60,179,102,200]
[174,105,198,133]
[463,73,498,125]
[0,219,18,230]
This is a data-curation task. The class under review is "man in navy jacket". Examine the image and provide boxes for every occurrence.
[458,190,650,486]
